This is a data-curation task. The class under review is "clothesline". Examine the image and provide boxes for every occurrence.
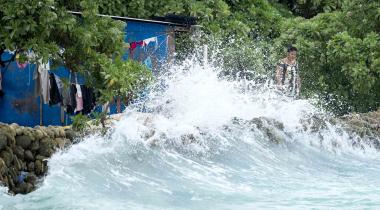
[126,34,168,46]
[128,34,169,58]
[146,35,168,58]
[124,31,171,34]
[1,34,169,102]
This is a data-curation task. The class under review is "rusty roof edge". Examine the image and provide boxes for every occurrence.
[68,11,200,28]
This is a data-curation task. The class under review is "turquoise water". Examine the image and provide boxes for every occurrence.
[1,61,379,210]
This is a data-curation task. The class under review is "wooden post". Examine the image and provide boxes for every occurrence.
[39,95,43,126]
[167,30,175,63]
[117,96,121,113]
[203,44,208,66]
[60,106,65,125]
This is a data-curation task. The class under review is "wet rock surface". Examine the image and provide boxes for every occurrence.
[1,110,378,195]
[0,123,76,195]
[298,108,380,149]
[337,108,380,149]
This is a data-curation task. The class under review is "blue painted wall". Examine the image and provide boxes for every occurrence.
[0,20,173,126]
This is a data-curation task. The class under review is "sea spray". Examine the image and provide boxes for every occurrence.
[1,51,379,210]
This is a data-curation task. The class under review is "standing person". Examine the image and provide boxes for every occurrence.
[275,46,301,98]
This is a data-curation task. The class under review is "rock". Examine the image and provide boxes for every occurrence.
[27,162,35,172]
[0,124,79,194]
[0,134,7,150]
[9,123,19,129]
[0,150,13,167]
[15,182,28,194]
[3,176,9,187]
[273,120,285,130]
[45,129,55,138]
[22,130,35,141]
[36,127,49,138]
[33,130,44,140]
[0,158,6,175]
[25,173,37,185]
[58,128,66,137]
[7,175,15,190]
[8,167,18,184]
[249,117,288,144]
[65,129,76,141]
[266,129,284,144]
[38,138,54,157]
[24,150,34,162]
[35,155,47,161]
[34,160,43,176]
[4,131,16,146]
[0,126,16,146]
[44,148,54,157]
[27,182,34,193]
[50,127,60,138]
[63,138,71,147]
[4,125,17,138]
[15,128,23,136]
[22,161,27,172]
[30,140,40,151]
[4,146,13,154]
[15,135,32,149]
[13,146,25,160]
[54,138,69,149]
[42,160,48,174]
[13,156,23,171]
[34,127,48,138]
[23,182,34,194]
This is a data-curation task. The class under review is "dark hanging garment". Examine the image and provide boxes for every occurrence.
[61,83,71,109]
[0,50,17,98]
[54,75,64,99]
[66,84,77,115]
[81,85,96,114]
[0,70,3,97]
[49,73,62,105]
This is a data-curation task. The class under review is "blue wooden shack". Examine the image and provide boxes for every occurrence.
[0,14,190,126]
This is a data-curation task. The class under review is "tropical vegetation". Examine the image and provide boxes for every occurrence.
[1,0,379,115]
[0,0,152,106]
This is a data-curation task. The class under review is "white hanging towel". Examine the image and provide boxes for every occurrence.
[37,60,50,104]
[75,84,82,97]
[143,37,158,48]
[102,102,110,114]
[74,84,83,112]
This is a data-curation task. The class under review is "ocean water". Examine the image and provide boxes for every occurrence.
[1,59,379,210]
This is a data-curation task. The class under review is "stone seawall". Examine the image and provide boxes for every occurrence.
[0,123,76,195]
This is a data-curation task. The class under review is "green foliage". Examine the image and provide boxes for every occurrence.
[98,57,153,103]
[97,0,281,38]
[96,0,379,114]
[1,0,378,115]
[275,0,380,113]
[274,0,344,18]
[0,0,152,118]
[71,113,90,132]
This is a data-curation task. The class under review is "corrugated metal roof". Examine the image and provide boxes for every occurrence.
[68,11,192,27]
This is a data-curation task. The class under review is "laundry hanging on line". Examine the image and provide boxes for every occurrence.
[143,37,158,49]
[66,83,96,115]
[32,66,96,115]
[129,41,145,55]
[33,60,51,104]
[128,35,162,55]
[49,72,62,106]
[0,70,3,97]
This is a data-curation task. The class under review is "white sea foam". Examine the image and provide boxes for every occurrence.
[1,52,379,210]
